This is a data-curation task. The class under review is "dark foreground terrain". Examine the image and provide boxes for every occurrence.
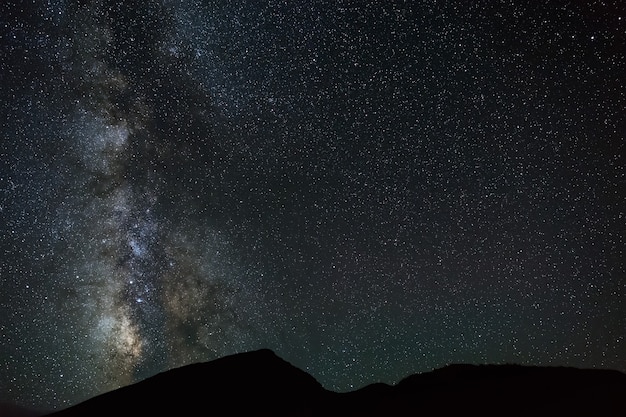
[38,349,626,416]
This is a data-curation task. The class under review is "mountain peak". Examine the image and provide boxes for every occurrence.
[47,349,328,417]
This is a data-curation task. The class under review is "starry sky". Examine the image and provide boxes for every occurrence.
[1,0,625,410]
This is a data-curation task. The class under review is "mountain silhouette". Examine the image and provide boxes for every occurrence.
[44,349,626,416]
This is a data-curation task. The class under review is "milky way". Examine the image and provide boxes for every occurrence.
[1,0,625,410]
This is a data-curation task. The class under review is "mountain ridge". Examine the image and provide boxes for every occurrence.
[42,349,626,416]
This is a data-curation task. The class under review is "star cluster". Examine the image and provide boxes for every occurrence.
[1,0,624,409]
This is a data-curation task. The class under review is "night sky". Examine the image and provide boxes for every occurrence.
[1,0,625,410]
